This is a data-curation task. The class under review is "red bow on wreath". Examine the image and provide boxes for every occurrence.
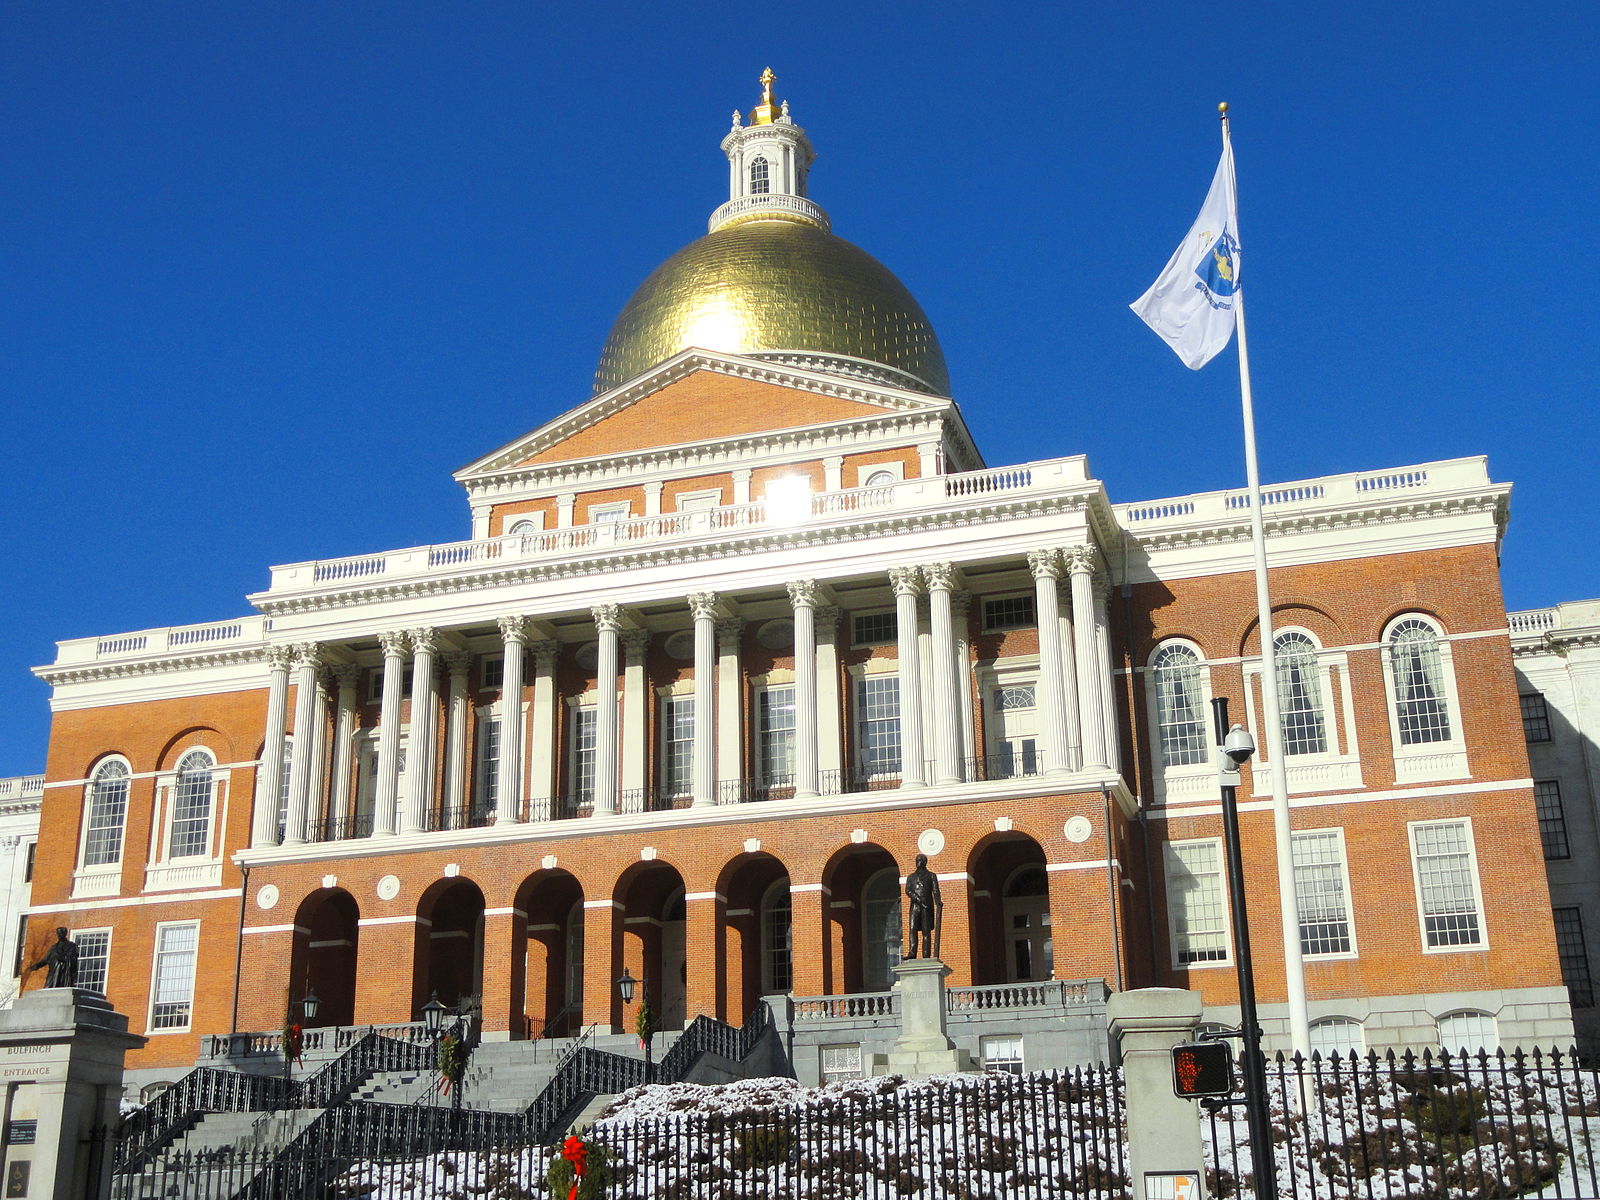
[285,1023,304,1067]
[562,1135,587,1200]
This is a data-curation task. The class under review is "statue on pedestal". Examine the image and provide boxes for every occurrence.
[904,854,943,960]
[28,927,78,989]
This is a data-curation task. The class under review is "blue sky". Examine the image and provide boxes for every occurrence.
[3,3,1597,771]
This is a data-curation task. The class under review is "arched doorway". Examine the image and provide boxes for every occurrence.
[416,878,486,1014]
[821,843,901,994]
[515,869,585,1039]
[287,888,359,1027]
[717,853,792,1019]
[614,861,688,1031]
[968,833,1051,985]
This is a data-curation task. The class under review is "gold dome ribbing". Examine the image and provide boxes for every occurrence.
[593,220,950,397]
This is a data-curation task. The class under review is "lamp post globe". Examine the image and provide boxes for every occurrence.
[422,991,446,1035]
[616,968,637,1005]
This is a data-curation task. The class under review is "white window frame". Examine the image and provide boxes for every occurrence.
[1163,837,1232,969]
[74,756,132,899]
[1145,639,1216,805]
[587,501,632,524]
[480,654,504,693]
[70,928,112,996]
[1291,828,1357,959]
[1408,818,1489,953]
[505,513,546,535]
[354,730,409,832]
[981,593,1037,633]
[981,1034,1026,1076]
[760,879,792,995]
[147,920,200,1033]
[1242,628,1363,796]
[567,698,598,806]
[979,656,1041,778]
[857,461,904,488]
[1436,1009,1499,1054]
[673,488,723,512]
[658,691,695,799]
[755,682,797,786]
[472,706,500,818]
[852,611,897,647]
[850,664,902,780]
[1380,614,1468,784]
[1309,1016,1366,1060]
[144,748,227,893]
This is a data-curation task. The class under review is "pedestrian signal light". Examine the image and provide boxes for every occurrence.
[1171,1041,1234,1098]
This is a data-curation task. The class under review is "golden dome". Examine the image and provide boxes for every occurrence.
[593,219,950,397]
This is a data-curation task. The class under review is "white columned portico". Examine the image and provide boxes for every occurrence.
[402,629,439,835]
[252,647,294,848]
[374,631,409,837]
[1093,570,1120,774]
[494,616,529,824]
[526,640,560,819]
[442,651,472,820]
[688,593,721,807]
[1028,551,1075,778]
[925,563,965,786]
[716,617,745,797]
[815,605,844,786]
[889,567,927,789]
[1069,546,1109,771]
[327,663,361,839]
[303,669,329,840]
[592,605,623,817]
[621,629,650,807]
[1056,576,1083,765]
[788,581,822,799]
[282,644,322,847]
[952,592,977,766]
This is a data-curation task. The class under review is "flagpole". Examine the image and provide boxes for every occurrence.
[1220,102,1311,1057]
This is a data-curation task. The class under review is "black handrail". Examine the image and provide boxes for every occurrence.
[115,1066,297,1171]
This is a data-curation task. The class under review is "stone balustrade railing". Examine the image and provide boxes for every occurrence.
[791,977,1106,1025]
[1509,608,1557,635]
[0,776,44,801]
[708,193,830,233]
[54,615,270,666]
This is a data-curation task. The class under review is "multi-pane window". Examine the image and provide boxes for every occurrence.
[1152,644,1209,767]
[474,717,501,816]
[820,1044,863,1082]
[661,696,695,797]
[1292,831,1353,956]
[991,685,1038,776]
[749,155,770,194]
[481,656,504,692]
[571,707,597,804]
[72,930,111,996]
[1411,820,1484,949]
[981,1035,1026,1076]
[762,884,792,994]
[1165,840,1229,965]
[1388,618,1453,745]
[861,870,902,991]
[1274,632,1328,756]
[1521,693,1552,742]
[855,675,902,776]
[1535,780,1570,859]
[853,612,897,646]
[1554,907,1594,1008]
[1437,1010,1498,1054]
[277,736,293,842]
[982,595,1036,631]
[169,750,214,859]
[150,923,199,1030]
[1309,1018,1365,1060]
[83,759,130,867]
[757,687,796,782]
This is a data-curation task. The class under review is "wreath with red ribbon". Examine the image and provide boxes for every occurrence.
[561,1135,587,1200]
[283,1023,303,1068]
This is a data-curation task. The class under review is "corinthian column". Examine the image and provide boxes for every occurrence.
[621,629,650,805]
[442,651,472,820]
[374,631,409,836]
[526,640,560,820]
[788,581,821,799]
[815,605,844,789]
[1069,546,1109,771]
[688,593,720,807]
[252,646,294,848]
[401,629,439,834]
[888,567,927,789]
[1093,569,1120,773]
[716,618,746,798]
[1028,551,1074,778]
[327,664,361,840]
[925,564,965,786]
[591,605,622,817]
[495,616,528,824]
[281,644,323,847]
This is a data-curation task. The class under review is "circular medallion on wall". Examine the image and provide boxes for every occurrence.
[756,618,795,651]
[255,884,279,911]
[376,874,401,901]
[917,828,945,857]
[574,642,600,671]
[664,631,695,661]
[1064,816,1093,844]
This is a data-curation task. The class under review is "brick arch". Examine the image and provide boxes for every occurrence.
[1374,603,1454,641]
[287,887,360,1028]
[717,851,793,1018]
[512,868,585,1039]
[1238,601,1347,657]
[608,860,688,1033]
[415,876,487,1015]
[967,831,1049,986]
[819,841,902,995]
[154,725,233,771]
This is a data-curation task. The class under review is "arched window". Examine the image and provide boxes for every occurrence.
[1437,1009,1498,1055]
[861,869,903,991]
[863,470,897,488]
[1309,1017,1365,1060]
[1274,631,1328,756]
[83,759,130,867]
[508,519,538,537]
[170,750,214,859]
[1388,617,1453,745]
[748,155,770,194]
[761,881,792,995]
[1152,644,1208,767]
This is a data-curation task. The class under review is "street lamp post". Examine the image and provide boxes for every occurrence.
[423,991,472,1132]
[283,990,319,1098]
[617,968,653,1083]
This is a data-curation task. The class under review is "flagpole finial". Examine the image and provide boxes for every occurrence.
[1218,101,1230,118]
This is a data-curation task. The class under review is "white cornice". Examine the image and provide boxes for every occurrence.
[35,646,269,689]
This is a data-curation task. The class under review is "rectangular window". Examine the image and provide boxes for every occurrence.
[1165,840,1229,965]
[1521,693,1552,742]
[1554,907,1594,1008]
[474,717,501,816]
[72,929,111,996]
[758,687,796,783]
[150,923,199,1030]
[481,656,504,692]
[1411,820,1484,949]
[1292,830,1354,956]
[981,1035,1026,1076]
[982,595,1037,632]
[852,612,897,646]
[675,489,722,512]
[83,781,128,868]
[661,696,695,797]
[990,684,1039,777]
[1535,780,1570,859]
[11,916,25,977]
[571,707,597,804]
[169,771,212,860]
[820,1044,862,1082]
[23,843,34,883]
[367,668,414,704]
[855,675,902,776]
[276,738,293,843]
[589,501,632,523]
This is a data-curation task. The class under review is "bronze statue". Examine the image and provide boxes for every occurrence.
[904,854,943,960]
[28,927,78,989]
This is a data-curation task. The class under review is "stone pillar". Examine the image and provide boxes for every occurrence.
[816,606,844,787]
[401,629,438,834]
[1069,547,1109,771]
[688,593,720,807]
[1056,576,1083,764]
[1107,988,1209,1200]
[683,893,723,1021]
[788,884,831,997]
[592,606,622,817]
[0,989,146,1200]
[373,631,408,837]
[479,908,526,1041]
[925,564,964,785]
[556,493,576,528]
[732,469,753,505]
[620,630,650,806]
[580,900,623,1032]
[526,640,560,818]
[1094,570,1121,774]
[868,959,976,1078]
[252,646,293,848]
[327,664,361,839]
[789,581,821,799]
[643,481,664,517]
[822,455,844,492]
[495,616,529,824]
[442,651,472,818]
[889,567,927,789]
[304,669,329,839]
[716,618,745,796]
[1029,550,1075,777]
[283,644,322,847]
[952,592,978,766]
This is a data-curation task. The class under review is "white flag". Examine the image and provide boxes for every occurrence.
[1130,144,1241,369]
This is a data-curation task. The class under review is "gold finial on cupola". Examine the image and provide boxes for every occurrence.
[751,67,780,125]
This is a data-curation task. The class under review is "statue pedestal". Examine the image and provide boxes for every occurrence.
[868,958,977,1079]
[0,988,146,1200]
